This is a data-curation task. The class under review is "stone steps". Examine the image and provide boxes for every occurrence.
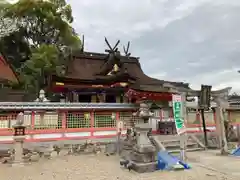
[151,135,205,154]
[168,147,204,153]
[163,140,202,153]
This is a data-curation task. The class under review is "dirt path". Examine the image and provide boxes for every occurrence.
[0,153,237,180]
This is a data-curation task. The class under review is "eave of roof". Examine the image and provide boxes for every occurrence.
[0,54,19,83]
[62,50,191,91]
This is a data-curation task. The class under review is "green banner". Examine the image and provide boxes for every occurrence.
[172,95,185,134]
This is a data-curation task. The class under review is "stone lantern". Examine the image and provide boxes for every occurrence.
[13,113,26,136]
[133,102,155,153]
[12,112,26,166]
[120,101,157,173]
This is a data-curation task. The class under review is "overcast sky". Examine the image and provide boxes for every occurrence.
[67,0,240,92]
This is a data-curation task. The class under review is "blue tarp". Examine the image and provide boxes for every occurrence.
[157,151,191,170]
[231,147,240,156]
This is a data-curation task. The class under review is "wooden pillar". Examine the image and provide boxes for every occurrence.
[31,111,35,129]
[116,96,121,103]
[97,93,106,103]
[73,92,78,102]
[215,97,228,154]
[90,111,94,138]
[91,95,97,103]
[61,111,67,129]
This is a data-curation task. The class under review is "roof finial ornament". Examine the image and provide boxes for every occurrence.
[104,37,120,53]
[80,34,85,52]
[97,37,121,75]
[123,41,131,57]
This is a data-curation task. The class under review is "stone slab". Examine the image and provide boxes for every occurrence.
[131,161,157,173]
[133,145,156,153]
[130,151,156,163]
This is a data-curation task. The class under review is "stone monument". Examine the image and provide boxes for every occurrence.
[34,89,49,127]
[35,89,49,102]
[120,102,157,173]
[12,112,26,166]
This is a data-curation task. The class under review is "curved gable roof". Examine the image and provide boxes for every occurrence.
[0,55,19,83]
[59,51,190,90]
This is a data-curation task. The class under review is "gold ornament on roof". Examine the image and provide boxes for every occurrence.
[113,64,119,72]
[120,82,128,87]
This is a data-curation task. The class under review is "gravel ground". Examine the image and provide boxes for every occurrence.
[0,153,236,180]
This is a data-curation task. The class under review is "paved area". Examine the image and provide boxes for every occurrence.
[0,152,238,180]
[187,150,240,178]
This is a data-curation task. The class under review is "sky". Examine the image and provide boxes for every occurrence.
[67,0,240,92]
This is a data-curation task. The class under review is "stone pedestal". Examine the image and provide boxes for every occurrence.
[130,124,157,173]
[12,136,25,166]
[120,102,157,173]
[134,124,155,153]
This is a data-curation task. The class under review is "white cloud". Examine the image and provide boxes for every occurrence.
[68,0,240,93]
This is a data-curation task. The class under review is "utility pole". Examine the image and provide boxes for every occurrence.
[200,109,208,146]
[199,85,212,147]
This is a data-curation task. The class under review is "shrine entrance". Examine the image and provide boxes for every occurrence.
[125,89,178,135]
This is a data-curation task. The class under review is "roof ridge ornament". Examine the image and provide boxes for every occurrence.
[80,34,85,52]
[97,37,121,75]
[123,41,131,57]
[104,37,120,54]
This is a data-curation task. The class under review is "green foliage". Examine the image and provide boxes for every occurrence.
[25,45,59,75]
[21,44,64,91]
[4,0,80,48]
[0,0,18,38]
[0,0,81,92]
[0,30,30,69]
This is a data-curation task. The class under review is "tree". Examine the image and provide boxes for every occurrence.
[21,44,62,91]
[0,0,18,38]
[0,0,81,93]
[4,0,80,49]
[0,30,30,69]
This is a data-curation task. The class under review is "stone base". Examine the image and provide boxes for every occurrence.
[11,162,25,167]
[133,145,156,153]
[131,161,157,173]
[130,151,156,163]
[13,136,25,142]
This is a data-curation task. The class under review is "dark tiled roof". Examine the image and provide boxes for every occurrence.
[55,51,190,92]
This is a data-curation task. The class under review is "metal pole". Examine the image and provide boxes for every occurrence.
[180,93,187,162]
[237,125,240,147]
[180,133,186,162]
[200,108,208,147]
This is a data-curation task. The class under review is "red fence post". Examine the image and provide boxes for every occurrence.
[90,111,94,138]
[62,111,67,129]
[61,111,67,139]
[116,111,120,122]
[31,111,35,129]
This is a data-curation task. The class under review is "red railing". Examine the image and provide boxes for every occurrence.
[0,110,237,143]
